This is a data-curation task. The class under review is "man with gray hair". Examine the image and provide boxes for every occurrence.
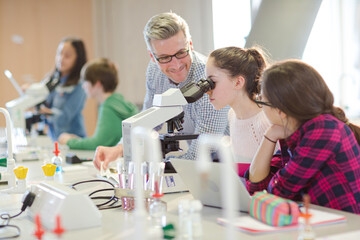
[94,12,229,169]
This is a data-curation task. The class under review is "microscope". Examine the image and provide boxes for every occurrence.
[121,78,214,193]
[5,70,61,133]
[122,78,215,170]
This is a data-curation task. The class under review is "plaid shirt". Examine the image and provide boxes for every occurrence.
[143,51,230,160]
[245,114,360,214]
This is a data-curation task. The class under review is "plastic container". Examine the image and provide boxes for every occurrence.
[178,199,191,238]
[51,142,63,173]
[190,200,203,239]
[178,199,203,239]
[149,180,167,228]
[149,196,167,228]
[120,196,153,211]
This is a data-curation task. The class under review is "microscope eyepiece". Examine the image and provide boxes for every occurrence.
[45,70,61,92]
[180,78,215,103]
[197,78,215,93]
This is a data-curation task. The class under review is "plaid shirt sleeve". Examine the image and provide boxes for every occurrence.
[268,121,344,200]
[246,115,360,213]
[245,149,282,194]
[142,60,165,131]
[247,121,342,197]
[143,62,156,111]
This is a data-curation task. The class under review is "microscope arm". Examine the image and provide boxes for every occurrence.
[5,84,49,130]
[122,79,215,165]
[122,105,184,165]
[5,71,60,130]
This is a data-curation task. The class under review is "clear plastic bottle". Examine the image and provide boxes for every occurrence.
[178,199,191,239]
[149,196,167,228]
[52,156,63,172]
[149,180,167,228]
[51,142,63,173]
[29,125,38,147]
[298,194,315,240]
[51,142,63,182]
[190,200,203,239]
[298,222,315,240]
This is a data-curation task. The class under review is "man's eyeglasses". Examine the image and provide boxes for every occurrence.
[154,49,190,64]
[254,94,273,108]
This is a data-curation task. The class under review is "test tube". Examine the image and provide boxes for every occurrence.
[141,162,148,191]
[128,162,135,189]
[157,162,165,194]
[117,161,125,188]
[148,162,156,191]
[100,162,106,177]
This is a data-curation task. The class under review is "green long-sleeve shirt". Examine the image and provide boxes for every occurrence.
[67,93,138,150]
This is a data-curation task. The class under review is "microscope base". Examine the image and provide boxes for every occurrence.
[162,173,189,193]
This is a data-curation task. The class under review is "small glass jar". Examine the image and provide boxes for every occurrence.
[149,197,167,228]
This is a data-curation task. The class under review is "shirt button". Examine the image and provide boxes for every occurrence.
[275,180,278,184]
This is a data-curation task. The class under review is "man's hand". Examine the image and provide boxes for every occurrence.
[93,144,124,170]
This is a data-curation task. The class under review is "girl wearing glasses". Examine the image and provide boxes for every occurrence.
[246,59,360,213]
[205,47,278,176]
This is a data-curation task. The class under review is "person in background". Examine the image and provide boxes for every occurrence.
[205,46,278,176]
[58,58,139,150]
[93,12,229,170]
[246,59,360,214]
[40,37,87,141]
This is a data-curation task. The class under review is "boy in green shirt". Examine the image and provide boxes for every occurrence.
[58,58,138,150]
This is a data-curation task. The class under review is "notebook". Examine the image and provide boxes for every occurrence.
[170,158,251,212]
[217,208,346,234]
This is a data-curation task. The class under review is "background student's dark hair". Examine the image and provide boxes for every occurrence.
[209,46,267,100]
[82,58,118,93]
[262,59,360,144]
[60,37,87,86]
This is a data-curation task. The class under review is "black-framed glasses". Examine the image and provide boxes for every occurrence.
[154,48,190,64]
[254,94,273,108]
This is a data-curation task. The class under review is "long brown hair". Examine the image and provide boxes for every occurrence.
[209,46,267,100]
[262,59,360,143]
[59,37,87,86]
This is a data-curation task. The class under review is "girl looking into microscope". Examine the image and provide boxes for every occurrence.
[205,46,278,176]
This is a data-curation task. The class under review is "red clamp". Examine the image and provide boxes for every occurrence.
[33,214,45,240]
[53,215,65,236]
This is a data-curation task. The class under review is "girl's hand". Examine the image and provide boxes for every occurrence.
[265,124,293,142]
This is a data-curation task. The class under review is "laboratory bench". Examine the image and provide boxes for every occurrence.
[1,147,360,239]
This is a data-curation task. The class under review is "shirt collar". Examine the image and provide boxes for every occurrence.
[284,114,329,149]
[60,75,69,85]
[285,127,302,150]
